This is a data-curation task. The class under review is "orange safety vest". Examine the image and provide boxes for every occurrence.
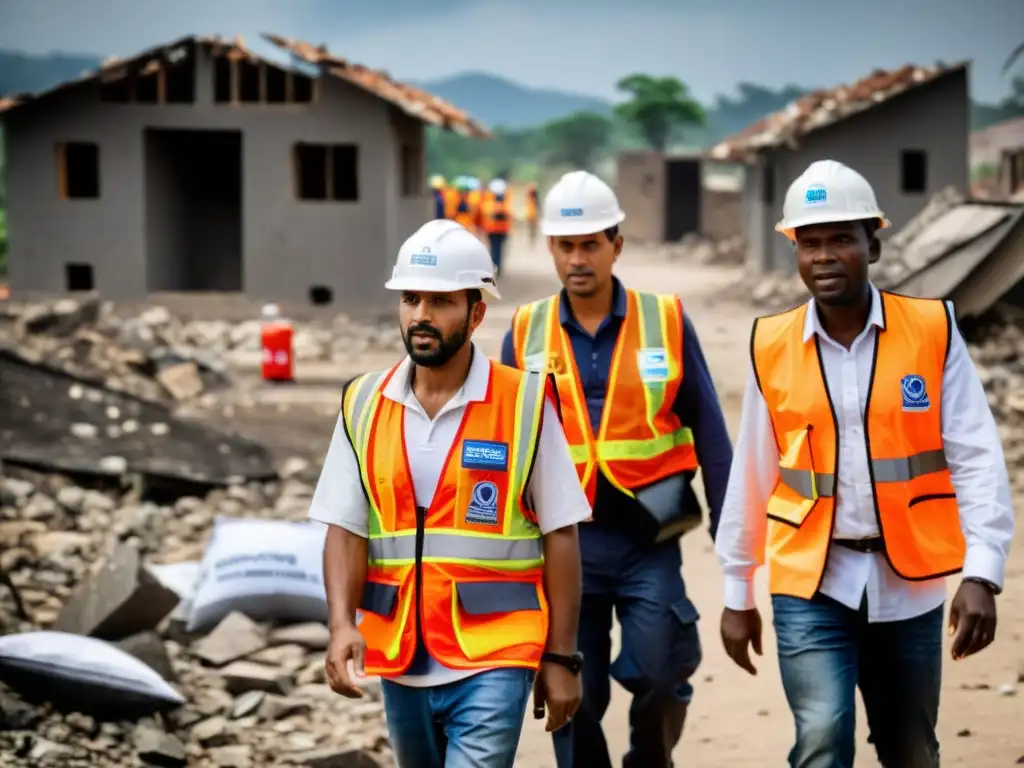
[453,189,480,230]
[343,361,550,677]
[480,191,511,235]
[442,187,459,220]
[752,292,965,600]
[524,186,538,222]
[511,289,697,505]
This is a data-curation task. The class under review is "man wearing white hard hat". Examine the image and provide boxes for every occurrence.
[309,219,588,767]
[480,177,512,274]
[502,171,734,767]
[716,160,1014,767]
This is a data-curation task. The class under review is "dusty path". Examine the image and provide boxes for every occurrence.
[203,232,1023,766]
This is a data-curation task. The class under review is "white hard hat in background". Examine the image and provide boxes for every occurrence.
[776,160,891,241]
[385,219,500,299]
[488,179,507,195]
[541,170,625,237]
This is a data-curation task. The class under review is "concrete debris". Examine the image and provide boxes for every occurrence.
[0,466,394,767]
[0,298,404,402]
[661,233,746,267]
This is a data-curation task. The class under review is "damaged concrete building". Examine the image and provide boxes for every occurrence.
[707,62,970,276]
[0,34,488,306]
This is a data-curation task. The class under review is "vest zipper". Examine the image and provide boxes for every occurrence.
[415,505,426,657]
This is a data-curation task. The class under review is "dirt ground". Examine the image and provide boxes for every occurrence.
[201,232,1023,766]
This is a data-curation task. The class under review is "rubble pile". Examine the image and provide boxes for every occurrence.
[0,460,394,768]
[0,299,405,403]
[966,310,1024,490]
[745,186,965,311]
[662,234,746,267]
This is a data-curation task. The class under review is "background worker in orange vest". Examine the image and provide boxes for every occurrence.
[311,219,588,767]
[480,177,512,275]
[502,171,734,768]
[524,182,539,246]
[716,160,1015,768]
[450,176,482,234]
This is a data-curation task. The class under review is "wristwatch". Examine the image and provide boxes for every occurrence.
[964,577,1000,595]
[541,651,584,675]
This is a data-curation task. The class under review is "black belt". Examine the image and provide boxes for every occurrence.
[833,537,885,554]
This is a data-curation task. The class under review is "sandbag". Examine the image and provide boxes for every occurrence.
[0,631,185,713]
[186,518,328,632]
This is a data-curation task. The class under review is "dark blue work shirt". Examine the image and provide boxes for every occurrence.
[500,278,732,539]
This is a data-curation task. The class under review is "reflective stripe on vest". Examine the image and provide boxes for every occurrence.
[752,292,965,598]
[511,289,696,501]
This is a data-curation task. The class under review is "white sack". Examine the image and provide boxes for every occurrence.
[0,631,185,708]
[187,517,328,632]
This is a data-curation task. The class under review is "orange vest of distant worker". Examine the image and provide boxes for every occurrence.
[480,190,511,235]
[511,289,698,505]
[524,185,538,222]
[442,187,460,220]
[752,292,965,600]
[451,189,481,230]
[343,362,550,677]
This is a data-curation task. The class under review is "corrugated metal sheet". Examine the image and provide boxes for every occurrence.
[707,62,969,163]
[0,32,489,139]
[260,34,489,138]
[892,203,1024,317]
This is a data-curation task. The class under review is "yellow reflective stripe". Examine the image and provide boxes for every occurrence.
[521,297,552,367]
[506,371,545,536]
[346,369,388,534]
[568,427,694,464]
[635,291,670,434]
[368,532,543,564]
[384,586,413,661]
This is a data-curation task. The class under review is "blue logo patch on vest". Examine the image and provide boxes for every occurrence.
[901,374,931,412]
[637,347,669,382]
[461,440,509,471]
[804,185,828,206]
[560,208,584,217]
[465,480,499,525]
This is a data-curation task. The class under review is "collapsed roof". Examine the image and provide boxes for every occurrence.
[0,33,490,138]
[707,62,969,163]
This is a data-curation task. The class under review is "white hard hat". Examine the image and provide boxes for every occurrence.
[541,171,625,237]
[776,160,891,241]
[385,219,500,299]
[488,179,507,195]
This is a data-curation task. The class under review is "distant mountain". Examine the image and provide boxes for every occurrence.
[414,72,613,130]
[0,50,100,97]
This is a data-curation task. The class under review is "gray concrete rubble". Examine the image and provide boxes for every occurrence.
[0,464,393,767]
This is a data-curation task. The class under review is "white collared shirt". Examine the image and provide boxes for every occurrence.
[715,285,1015,622]
[310,343,591,684]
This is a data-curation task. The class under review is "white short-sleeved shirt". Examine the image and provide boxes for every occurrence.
[309,342,591,686]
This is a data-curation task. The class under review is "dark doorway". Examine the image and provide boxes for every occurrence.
[65,263,94,291]
[663,158,701,241]
[144,129,243,291]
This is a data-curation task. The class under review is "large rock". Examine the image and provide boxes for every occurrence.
[292,748,384,768]
[134,724,187,767]
[192,612,268,667]
[115,630,177,682]
[52,541,180,640]
[219,661,294,696]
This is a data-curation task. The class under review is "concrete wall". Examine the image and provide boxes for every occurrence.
[701,188,743,241]
[3,44,424,310]
[616,150,665,243]
[745,68,970,276]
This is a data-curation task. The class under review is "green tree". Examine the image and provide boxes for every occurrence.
[614,74,705,152]
[541,111,613,170]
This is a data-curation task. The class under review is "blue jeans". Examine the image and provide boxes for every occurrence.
[553,525,702,768]
[488,233,507,273]
[773,593,943,768]
[381,668,534,768]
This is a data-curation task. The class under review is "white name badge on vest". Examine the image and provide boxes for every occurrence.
[637,348,670,382]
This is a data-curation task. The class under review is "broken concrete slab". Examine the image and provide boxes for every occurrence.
[52,541,180,640]
[230,690,266,719]
[192,611,268,667]
[207,744,254,768]
[134,724,187,767]
[156,361,205,401]
[0,348,276,487]
[219,661,294,696]
[192,715,238,747]
[115,630,177,682]
[257,694,313,721]
[269,622,331,651]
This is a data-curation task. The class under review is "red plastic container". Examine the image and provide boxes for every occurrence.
[260,304,294,382]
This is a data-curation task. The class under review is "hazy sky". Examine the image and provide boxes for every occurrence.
[1,0,1021,103]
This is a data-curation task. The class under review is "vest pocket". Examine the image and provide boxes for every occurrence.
[451,580,545,661]
[360,581,399,618]
[770,426,821,528]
